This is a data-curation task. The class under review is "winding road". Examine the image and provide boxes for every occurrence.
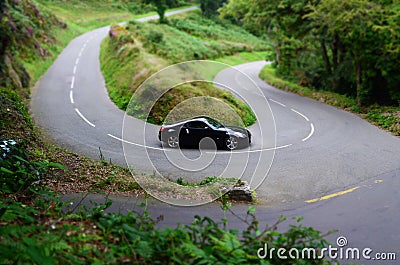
[31,8,400,263]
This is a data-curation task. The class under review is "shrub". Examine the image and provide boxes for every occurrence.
[0,140,65,196]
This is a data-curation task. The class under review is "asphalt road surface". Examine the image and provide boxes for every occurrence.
[31,8,400,263]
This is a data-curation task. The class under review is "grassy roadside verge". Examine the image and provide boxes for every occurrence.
[260,64,400,136]
[215,51,270,67]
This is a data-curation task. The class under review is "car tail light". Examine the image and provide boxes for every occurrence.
[159,127,167,132]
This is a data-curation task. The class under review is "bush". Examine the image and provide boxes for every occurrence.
[0,139,65,196]
[132,14,269,63]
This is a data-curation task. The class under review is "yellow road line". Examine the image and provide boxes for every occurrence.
[306,186,360,203]
[306,179,384,203]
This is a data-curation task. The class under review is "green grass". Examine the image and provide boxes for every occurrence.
[35,0,198,30]
[133,5,197,19]
[365,107,400,136]
[35,0,143,29]
[168,14,267,47]
[148,83,257,126]
[132,13,269,63]
[215,51,271,66]
[24,24,82,85]
[26,0,135,84]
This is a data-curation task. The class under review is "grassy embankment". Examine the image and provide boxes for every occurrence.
[100,12,272,126]
[260,65,400,136]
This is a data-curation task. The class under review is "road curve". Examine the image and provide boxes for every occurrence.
[31,9,400,206]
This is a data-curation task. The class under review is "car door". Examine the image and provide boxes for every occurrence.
[183,121,211,147]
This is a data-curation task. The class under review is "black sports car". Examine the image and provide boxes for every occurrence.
[158,116,251,150]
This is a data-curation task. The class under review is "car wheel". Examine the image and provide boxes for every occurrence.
[167,135,179,148]
[225,136,238,150]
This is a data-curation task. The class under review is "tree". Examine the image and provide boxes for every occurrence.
[218,0,250,26]
[200,0,227,17]
[221,0,400,106]
[306,0,396,106]
[144,0,177,23]
[226,0,310,74]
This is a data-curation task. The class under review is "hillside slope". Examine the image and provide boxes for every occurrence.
[100,13,271,126]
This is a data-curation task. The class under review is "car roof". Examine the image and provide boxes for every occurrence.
[162,116,215,126]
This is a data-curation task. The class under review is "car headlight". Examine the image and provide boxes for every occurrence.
[234,132,246,138]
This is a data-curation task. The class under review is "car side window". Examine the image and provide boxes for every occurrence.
[187,121,207,129]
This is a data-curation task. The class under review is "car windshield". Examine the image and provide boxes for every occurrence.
[205,117,223,129]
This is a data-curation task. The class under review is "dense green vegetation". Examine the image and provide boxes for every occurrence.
[100,12,270,125]
[0,0,66,95]
[220,0,400,108]
[199,0,226,17]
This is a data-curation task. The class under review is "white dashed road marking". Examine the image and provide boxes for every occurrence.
[75,108,96,127]
[269,98,286,107]
[209,143,294,154]
[268,99,315,143]
[108,134,165,151]
[69,90,74,104]
[108,133,292,154]
[70,76,75,89]
[291,108,310,122]
[302,123,315,142]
